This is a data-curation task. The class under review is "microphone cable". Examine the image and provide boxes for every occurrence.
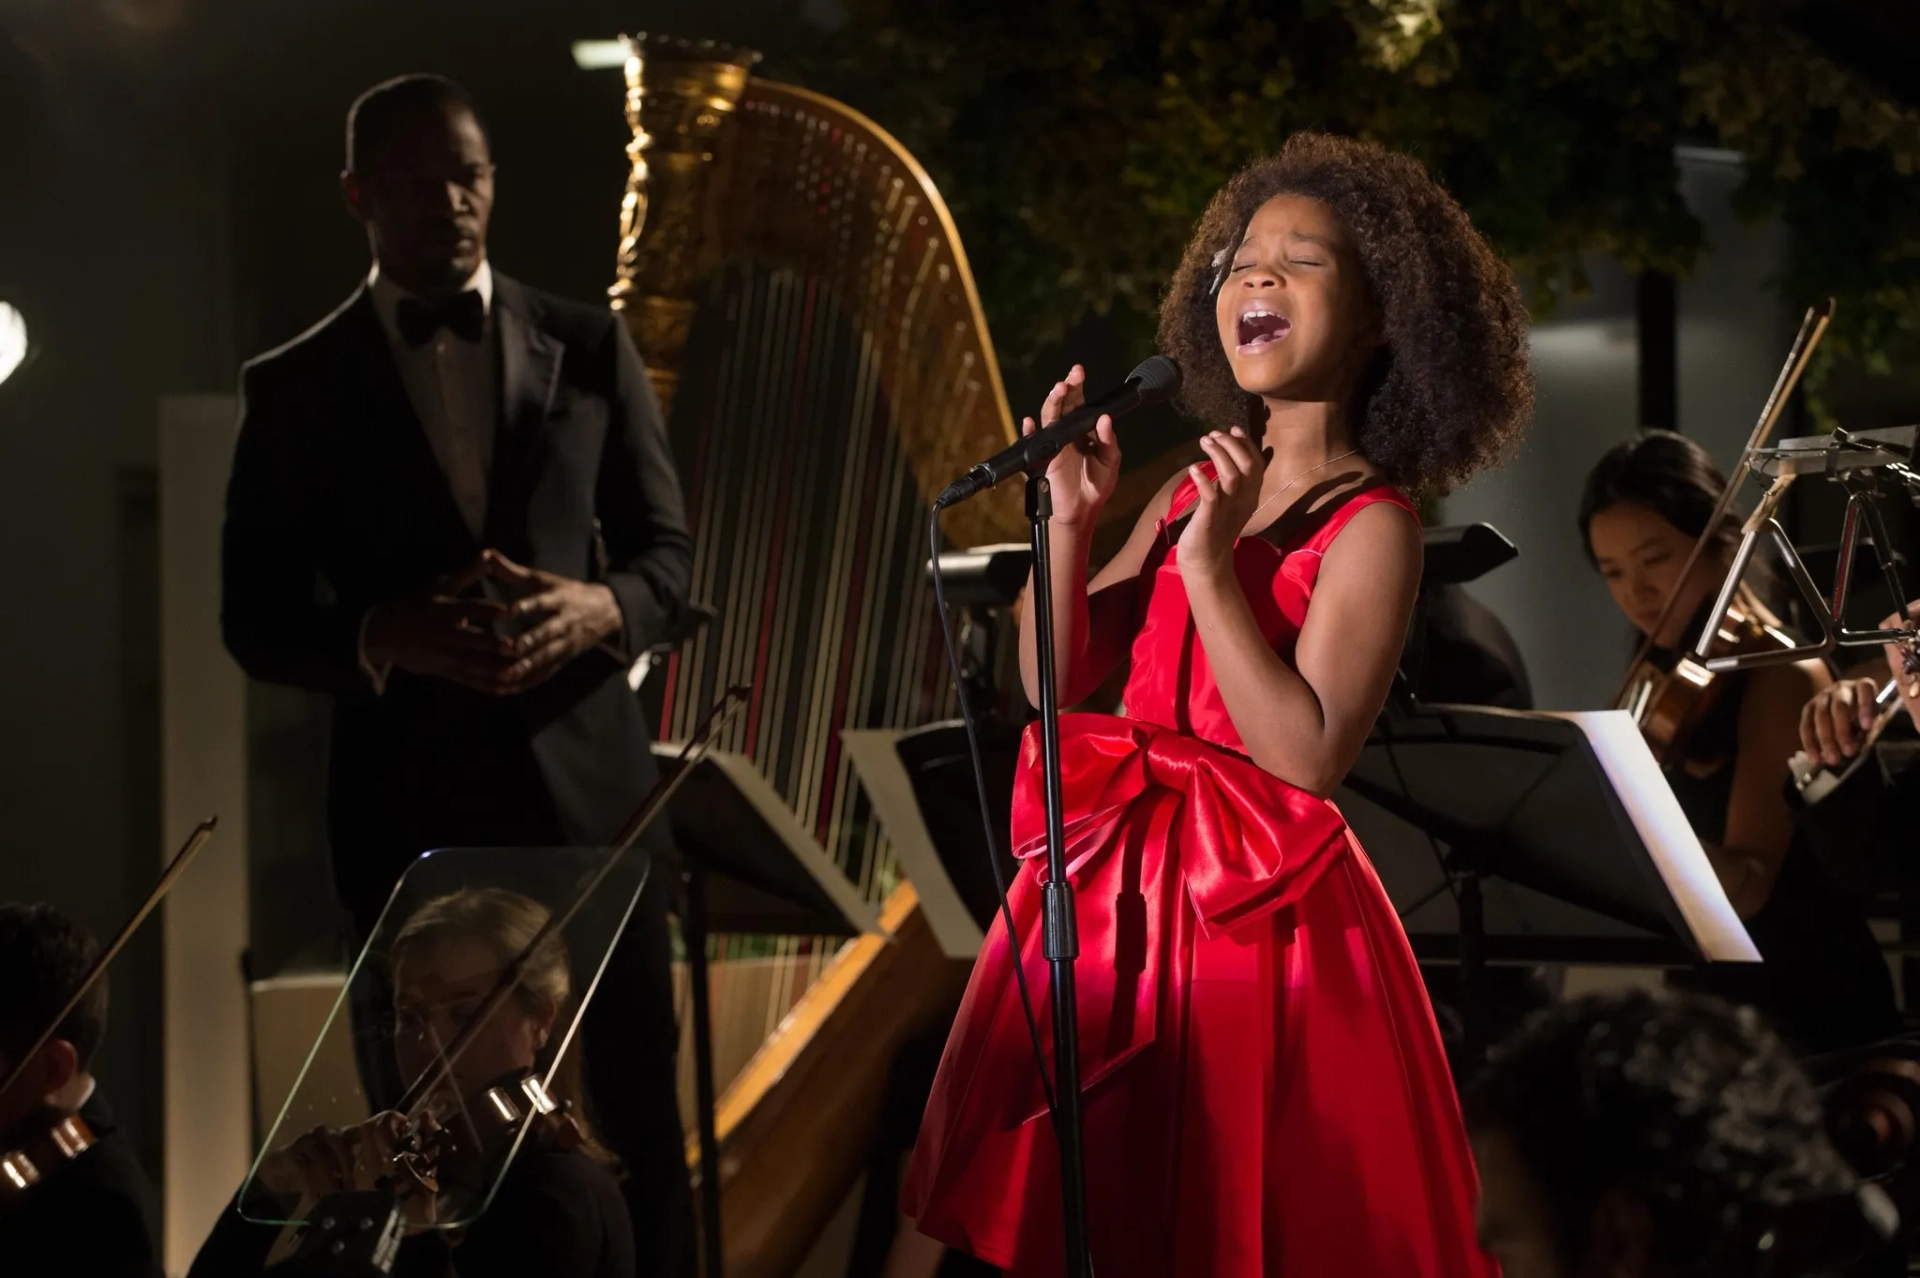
[927,505,1058,1118]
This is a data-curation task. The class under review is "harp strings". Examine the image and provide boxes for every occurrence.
[661,92,976,1117]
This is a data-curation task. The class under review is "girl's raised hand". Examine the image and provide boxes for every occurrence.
[1026,364,1120,525]
[1177,427,1270,582]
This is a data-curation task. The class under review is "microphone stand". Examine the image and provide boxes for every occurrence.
[1024,470,1093,1278]
[937,356,1177,1277]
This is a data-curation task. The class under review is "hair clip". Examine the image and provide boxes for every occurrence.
[1208,246,1232,298]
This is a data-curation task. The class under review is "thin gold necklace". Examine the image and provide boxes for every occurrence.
[1243,447,1360,531]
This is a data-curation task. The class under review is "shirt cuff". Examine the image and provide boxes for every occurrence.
[357,610,392,696]
[596,584,632,666]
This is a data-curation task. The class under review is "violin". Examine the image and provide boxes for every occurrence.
[0,1109,96,1200]
[256,1067,586,1241]
[0,818,216,1213]
[1619,593,1800,770]
[1613,301,1833,761]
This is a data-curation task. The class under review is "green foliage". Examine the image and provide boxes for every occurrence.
[793,0,1920,415]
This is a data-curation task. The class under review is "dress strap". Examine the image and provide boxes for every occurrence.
[1160,465,1208,529]
[1288,482,1417,556]
[1159,463,1416,552]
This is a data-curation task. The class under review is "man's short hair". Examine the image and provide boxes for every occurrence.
[345,73,490,173]
[0,903,106,1071]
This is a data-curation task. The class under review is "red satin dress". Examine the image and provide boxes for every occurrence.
[904,480,1493,1277]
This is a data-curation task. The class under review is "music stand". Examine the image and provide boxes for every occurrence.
[648,743,880,1278]
[842,722,1022,960]
[1422,521,1519,586]
[1334,704,1757,1059]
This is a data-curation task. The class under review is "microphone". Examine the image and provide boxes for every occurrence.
[934,355,1182,508]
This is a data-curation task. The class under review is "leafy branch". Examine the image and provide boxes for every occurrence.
[793,0,1920,417]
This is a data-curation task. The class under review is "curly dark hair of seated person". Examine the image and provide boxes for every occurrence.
[1463,987,1857,1271]
[1156,132,1533,495]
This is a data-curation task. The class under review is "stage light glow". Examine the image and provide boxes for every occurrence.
[571,40,628,71]
[0,303,26,387]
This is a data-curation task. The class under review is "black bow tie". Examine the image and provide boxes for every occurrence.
[396,290,485,346]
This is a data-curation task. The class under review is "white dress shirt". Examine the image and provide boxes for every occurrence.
[358,261,499,692]
[367,260,499,539]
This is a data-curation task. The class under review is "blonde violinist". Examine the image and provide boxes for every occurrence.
[189,889,634,1278]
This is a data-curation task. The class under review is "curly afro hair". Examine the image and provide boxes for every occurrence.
[1157,133,1532,495]
[1464,988,1858,1271]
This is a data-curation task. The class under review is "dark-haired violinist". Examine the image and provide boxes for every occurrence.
[0,903,162,1278]
[1580,431,1897,1054]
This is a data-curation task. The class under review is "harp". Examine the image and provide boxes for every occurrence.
[608,34,1022,1275]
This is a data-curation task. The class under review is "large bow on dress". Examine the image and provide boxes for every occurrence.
[997,712,1350,1124]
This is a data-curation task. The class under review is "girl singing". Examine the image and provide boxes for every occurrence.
[904,132,1532,1277]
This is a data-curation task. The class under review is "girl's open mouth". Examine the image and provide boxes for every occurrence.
[1237,308,1291,353]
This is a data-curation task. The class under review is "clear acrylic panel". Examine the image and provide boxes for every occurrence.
[237,845,650,1234]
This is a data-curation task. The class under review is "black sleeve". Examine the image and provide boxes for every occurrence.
[593,318,694,656]
[1788,744,1920,897]
[183,1197,280,1278]
[451,1158,630,1278]
[220,361,368,695]
[13,1178,166,1278]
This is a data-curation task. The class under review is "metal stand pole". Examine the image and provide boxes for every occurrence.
[1458,868,1486,1067]
[1026,474,1093,1278]
[684,865,725,1278]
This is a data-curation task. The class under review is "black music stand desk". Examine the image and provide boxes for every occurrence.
[1336,704,1758,1056]
[841,722,1022,959]
[649,743,881,1278]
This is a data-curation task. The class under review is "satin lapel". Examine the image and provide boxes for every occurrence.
[342,287,477,552]
[489,277,563,547]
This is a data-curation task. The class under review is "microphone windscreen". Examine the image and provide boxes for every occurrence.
[1127,355,1182,401]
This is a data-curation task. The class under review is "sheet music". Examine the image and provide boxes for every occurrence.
[1549,711,1760,963]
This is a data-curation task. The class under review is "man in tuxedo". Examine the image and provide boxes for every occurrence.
[0,903,163,1277]
[221,74,694,1274]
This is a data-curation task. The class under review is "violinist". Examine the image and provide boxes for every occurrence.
[1789,599,1920,902]
[1799,598,1920,768]
[190,888,634,1278]
[1579,431,1898,1054]
[0,903,163,1278]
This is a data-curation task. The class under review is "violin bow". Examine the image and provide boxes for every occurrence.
[1610,299,1833,707]
[390,686,750,1124]
[0,818,218,1107]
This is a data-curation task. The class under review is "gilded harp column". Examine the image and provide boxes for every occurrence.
[608,34,760,417]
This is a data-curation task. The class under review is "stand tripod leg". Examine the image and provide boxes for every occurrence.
[684,865,725,1278]
[1027,476,1093,1278]
[1458,872,1486,1066]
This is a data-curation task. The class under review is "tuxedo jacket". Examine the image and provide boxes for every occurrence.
[222,274,693,917]
[0,1089,164,1277]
